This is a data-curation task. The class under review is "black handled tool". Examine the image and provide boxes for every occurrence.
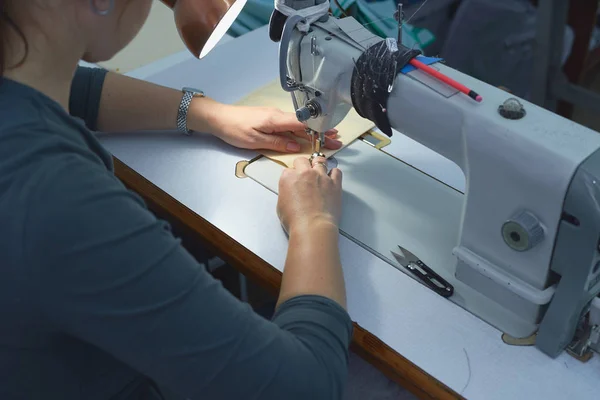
[391,245,454,298]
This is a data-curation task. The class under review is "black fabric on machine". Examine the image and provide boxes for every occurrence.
[350,41,421,137]
[269,10,287,42]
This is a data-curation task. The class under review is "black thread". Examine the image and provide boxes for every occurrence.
[350,41,420,136]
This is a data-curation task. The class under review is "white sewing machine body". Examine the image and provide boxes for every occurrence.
[251,3,600,359]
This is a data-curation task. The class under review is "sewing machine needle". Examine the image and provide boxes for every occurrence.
[316,131,324,154]
[308,128,315,154]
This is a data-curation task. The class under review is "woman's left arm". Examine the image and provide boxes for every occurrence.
[92,70,342,153]
[96,70,214,133]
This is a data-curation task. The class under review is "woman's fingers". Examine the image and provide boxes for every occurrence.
[290,128,338,138]
[324,136,343,150]
[289,132,342,150]
[289,129,342,149]
[293,157,312,171]
[330,168,342,187]
[311,156,329,176]
[252,132,301,153]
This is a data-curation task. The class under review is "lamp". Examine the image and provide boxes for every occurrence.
[160,0,247,59]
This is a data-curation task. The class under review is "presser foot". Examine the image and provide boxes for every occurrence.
[309,152,338,173]
[308,129,326,162]
[309,151,326,162]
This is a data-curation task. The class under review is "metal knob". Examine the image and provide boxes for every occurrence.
[295,100,320,122]
[296,106,311,121]
[502,210,544,251]
[498,98,526,120]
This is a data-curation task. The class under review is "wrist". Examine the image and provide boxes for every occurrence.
[187,96,229,135]
[288,218,339,239]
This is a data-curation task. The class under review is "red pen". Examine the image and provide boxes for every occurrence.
[409,58,483,103]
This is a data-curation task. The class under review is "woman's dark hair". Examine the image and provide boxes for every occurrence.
[0,0,29,77]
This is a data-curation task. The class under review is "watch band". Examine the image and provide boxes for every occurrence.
[177,87,204,135]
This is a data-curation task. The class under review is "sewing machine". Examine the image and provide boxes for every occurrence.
[239,1,600,360]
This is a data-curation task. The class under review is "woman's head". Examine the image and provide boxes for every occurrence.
[80,0,154,62]
[0,0,153,75]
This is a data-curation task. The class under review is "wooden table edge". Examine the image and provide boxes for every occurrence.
[113,157,462,400]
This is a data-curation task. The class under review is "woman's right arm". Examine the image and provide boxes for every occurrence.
[27,152,352,400]
[276,157,347,309]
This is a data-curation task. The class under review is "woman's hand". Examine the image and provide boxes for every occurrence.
[276,156,346,308]
[277,157,342,235]
[190,99,342,153]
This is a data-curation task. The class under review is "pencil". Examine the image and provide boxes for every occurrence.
[409,58,483,103]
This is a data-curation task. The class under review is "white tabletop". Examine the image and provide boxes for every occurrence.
[98,26,600,399]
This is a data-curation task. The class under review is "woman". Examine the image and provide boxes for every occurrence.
[0,1,351,399]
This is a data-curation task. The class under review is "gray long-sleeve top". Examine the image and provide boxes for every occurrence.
[0,68,353,400]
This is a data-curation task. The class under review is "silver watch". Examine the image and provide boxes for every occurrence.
[177,87,205,135]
